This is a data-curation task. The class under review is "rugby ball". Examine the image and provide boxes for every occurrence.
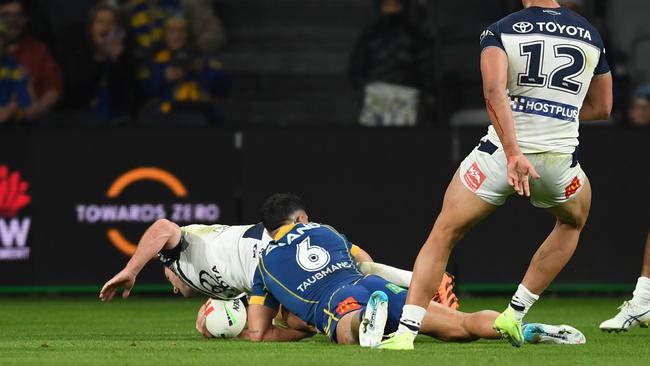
[204,298,247,338]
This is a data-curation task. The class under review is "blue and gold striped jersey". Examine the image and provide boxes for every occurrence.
[250,223,364,332]
[0,56,31,109]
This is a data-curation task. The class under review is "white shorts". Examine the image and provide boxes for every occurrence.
[459,138,586,208]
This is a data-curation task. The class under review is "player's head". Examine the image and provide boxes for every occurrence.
[163,266,195,297]
[521,0,560,8]
[261,193,308,233]
[557,0,582,12]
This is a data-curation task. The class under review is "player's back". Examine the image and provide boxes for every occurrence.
[252,223,363,328]
[161,223,271,299]
[480,6,610,153]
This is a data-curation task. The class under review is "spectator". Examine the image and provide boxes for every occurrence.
[628,84,650,126]
[0,0,62,121]
[59,4,134,123]
[0,19,31,124]
[118,0,226,106]
[122,0,225,59]
[349,0,433,126]
[143,13,229,123]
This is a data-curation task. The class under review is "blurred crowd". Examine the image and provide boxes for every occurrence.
[0,0,647,127]
[0,0,228,125]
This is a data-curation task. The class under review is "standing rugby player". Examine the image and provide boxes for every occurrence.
[380,0,612,349]
[600,231,650,332]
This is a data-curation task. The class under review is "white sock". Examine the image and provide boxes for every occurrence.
[509,284,539,321]
[396,304,426,336]
[631,276,650,307]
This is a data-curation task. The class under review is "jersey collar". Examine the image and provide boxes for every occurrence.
[273,223,296,241]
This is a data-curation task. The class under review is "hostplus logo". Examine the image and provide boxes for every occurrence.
[0,165,31,260]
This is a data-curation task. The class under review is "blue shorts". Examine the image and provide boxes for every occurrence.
[317,275,407,342]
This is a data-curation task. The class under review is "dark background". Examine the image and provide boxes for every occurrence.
[0,126,647,291]
[0,0,648,294]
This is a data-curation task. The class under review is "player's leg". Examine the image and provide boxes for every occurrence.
[493,175,592,347]
[413,296,587,344]
[642,231,650,278]
[600,231,650,332]
[521,177,591,294]
[409,172,496,307]
[326,284,389,346]
[419,301,500,342]
[382,171,495,347]
[336,311,362,345]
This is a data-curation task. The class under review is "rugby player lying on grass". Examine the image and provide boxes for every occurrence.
[99,215,457,335]
[233,194,586,346]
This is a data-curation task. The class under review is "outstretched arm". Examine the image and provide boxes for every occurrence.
[99,219,181,301]
[481,47,540,197]
[241,304,314,342]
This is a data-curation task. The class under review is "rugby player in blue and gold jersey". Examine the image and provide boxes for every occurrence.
[239,194,586,346]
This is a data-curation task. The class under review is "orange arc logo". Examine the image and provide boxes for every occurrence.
[106,167,187,256]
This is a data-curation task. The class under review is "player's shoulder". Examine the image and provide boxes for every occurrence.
[180,223,228,234]
[311,223,346,238]
[490,7,604,46]
[180,224,245,244]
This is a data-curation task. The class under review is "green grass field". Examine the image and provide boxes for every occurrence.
[1,296,648,365]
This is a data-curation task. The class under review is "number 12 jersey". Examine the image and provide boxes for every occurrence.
[480,6,610,154]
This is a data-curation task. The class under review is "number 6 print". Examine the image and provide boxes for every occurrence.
[296,237,331,271]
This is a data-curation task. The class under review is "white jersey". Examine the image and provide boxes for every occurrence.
[480,6,610,153]
[160,223,273,299]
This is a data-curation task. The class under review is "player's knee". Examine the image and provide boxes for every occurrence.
[556,216,586,231]
[248,332,264,342]
[430,225,465,248]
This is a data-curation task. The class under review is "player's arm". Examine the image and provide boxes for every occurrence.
[358,262,412,288]
[99,219,181,301]
[241,303,314,342]
[350,244,373,263]
[579,72,613,121]
[481,47,540,196]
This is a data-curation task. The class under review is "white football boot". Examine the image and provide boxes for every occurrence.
[359,290,389,348]
[599,301,650,332]
[523,323,586,344]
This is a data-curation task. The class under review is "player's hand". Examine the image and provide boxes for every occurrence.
[196,302,213,338]
[507,154,541,197]
[99,269,136,301]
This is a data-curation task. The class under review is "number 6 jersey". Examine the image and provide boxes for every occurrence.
[250,223,364,329]
[479,6,610,154]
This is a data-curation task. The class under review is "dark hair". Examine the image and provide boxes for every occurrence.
[261,193,306,232]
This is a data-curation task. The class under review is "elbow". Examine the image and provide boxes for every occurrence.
[600,109,612,120]
[601,101,613,120]
[153,218,175,231]
[248,331,266,342]
[249,335,263,342]
[595,102,612,120]
[482,87,505,103]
